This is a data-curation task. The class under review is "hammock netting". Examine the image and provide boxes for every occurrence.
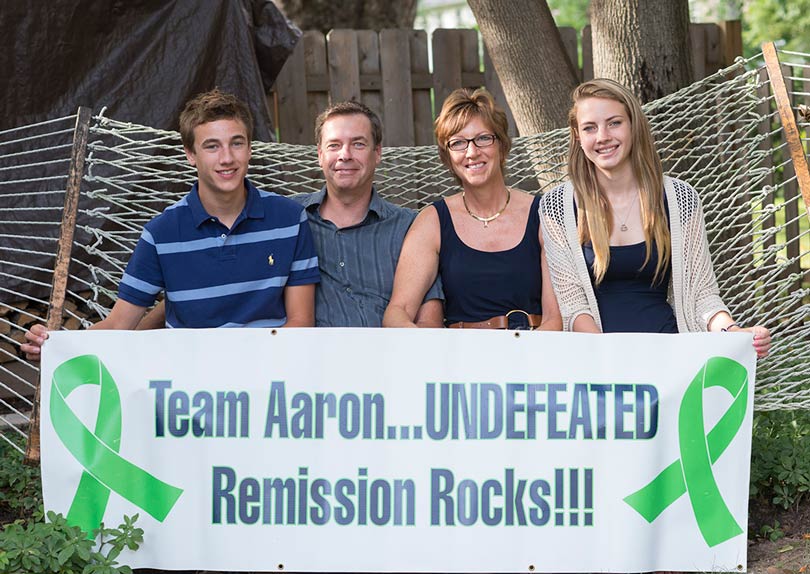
[1,49,809,451]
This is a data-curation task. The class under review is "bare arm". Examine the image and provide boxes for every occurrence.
[136,300,166,330]
[383,207,441,328]
[414,298,444,328]
[536,228,562,331]
[283,284,315,327]
[707,310,771,359]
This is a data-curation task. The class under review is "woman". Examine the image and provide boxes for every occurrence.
[383,88,561,331]
[540,78,770,357]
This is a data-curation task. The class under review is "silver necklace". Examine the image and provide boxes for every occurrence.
[618,192,639,232]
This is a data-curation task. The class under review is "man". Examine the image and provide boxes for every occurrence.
[22,89,319,358]
[292,101,442,327]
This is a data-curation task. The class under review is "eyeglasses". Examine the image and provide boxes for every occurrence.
[446,133,498,152]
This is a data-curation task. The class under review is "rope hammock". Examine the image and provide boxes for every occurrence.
[1,47,809,454]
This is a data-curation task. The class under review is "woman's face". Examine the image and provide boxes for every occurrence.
[575,97,633,176]
[446,116,503,189]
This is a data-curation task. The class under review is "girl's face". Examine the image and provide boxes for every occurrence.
[575,97,633,177]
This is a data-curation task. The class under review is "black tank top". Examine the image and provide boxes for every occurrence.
[435,195,543,326]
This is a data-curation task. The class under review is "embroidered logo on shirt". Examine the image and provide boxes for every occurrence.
[268,254,275,266]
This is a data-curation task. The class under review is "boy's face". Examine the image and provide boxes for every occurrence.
[184,118,251,199]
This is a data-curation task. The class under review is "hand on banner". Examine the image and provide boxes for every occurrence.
[21,323,48,361]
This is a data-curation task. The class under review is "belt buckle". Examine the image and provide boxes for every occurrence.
[505,309,531,330]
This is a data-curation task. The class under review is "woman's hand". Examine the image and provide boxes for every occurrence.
[737,325,771,359]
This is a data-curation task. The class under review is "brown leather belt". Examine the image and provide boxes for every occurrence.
[448,310,542,330]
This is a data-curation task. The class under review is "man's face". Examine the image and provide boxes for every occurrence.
[184,118,251,199]
[317,114,381,195]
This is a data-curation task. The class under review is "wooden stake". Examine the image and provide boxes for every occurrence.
[762,42,810,222]
[25,107,92,464]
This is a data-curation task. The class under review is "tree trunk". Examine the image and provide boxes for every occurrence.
[590,0,693,102]
[277,0,417,33]
[468,0,578,133]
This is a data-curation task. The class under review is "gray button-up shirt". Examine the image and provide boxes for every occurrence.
[291,187,443,327]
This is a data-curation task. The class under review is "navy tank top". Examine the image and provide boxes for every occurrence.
[576,197,677,333]
[435,195,543,326]
[583,241,677,333]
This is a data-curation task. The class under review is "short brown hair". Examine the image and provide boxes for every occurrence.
[314,101,383,147]
[434,88,511,184]
[179,89,253,150]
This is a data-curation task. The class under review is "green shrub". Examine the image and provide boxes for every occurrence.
[0,511,143,574]
[0,437,43,522]
[0,435,142,573]
[750,410,810,510]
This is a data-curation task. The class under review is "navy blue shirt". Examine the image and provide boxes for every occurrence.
[119,180,320,328]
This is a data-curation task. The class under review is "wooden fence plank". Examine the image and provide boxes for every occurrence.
[432,29,463,111]
[381,29,415,146]
[558,27,579,81]
[718,20,743,67]
[305,31,329,144]
[274,38,309,144]
[689,23,707,80]
[410,29,434,146]
[328,29,361,104]
[460,29,479,77]
[358,30,383,126]
[581,25,593,81]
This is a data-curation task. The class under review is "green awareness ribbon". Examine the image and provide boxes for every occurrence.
[624,356,748,547]
[50,354,183,537]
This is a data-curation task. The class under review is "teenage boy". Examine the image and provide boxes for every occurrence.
[22,89,319,358]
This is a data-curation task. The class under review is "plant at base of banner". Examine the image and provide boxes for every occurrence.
[750,410,810,511]
[0,511,143,574]
[0,436,42,522]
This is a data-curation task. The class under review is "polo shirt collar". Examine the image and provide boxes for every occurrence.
[188,179,264,228]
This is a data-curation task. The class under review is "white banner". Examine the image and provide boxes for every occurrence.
[41,329,755,572]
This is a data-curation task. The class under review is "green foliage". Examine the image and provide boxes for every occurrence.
[0,511,143,574]
[743,0,810,56]
[758,519,785,542]
[0,435,142,573]
[750,410,810,510]
[0,437,43,521]
[547,0,590,31]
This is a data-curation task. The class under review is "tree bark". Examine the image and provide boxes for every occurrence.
[591,0,693,102]
[277,0,417,33]
[468,0,578,133]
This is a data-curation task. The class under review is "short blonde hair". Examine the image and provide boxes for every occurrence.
[434,88,511,184]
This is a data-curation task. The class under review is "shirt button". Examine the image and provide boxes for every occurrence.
[210,218,216,222]
[339,261,345,267]
[220,234,226,240]
[346,287,352,293]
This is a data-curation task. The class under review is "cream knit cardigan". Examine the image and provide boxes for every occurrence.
[539,176,729,332]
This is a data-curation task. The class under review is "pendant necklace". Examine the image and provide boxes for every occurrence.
[463,188,511,228]
[618,191,639,232]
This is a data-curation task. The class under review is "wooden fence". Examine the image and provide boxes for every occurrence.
[270,22,743,145]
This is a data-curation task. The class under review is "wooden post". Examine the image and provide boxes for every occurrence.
[762,43,810,230]
[25,106,92,464]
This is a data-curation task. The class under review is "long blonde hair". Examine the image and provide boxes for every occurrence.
[568,78,670,286]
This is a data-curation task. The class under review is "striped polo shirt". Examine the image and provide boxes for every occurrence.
[118,180,319,328]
